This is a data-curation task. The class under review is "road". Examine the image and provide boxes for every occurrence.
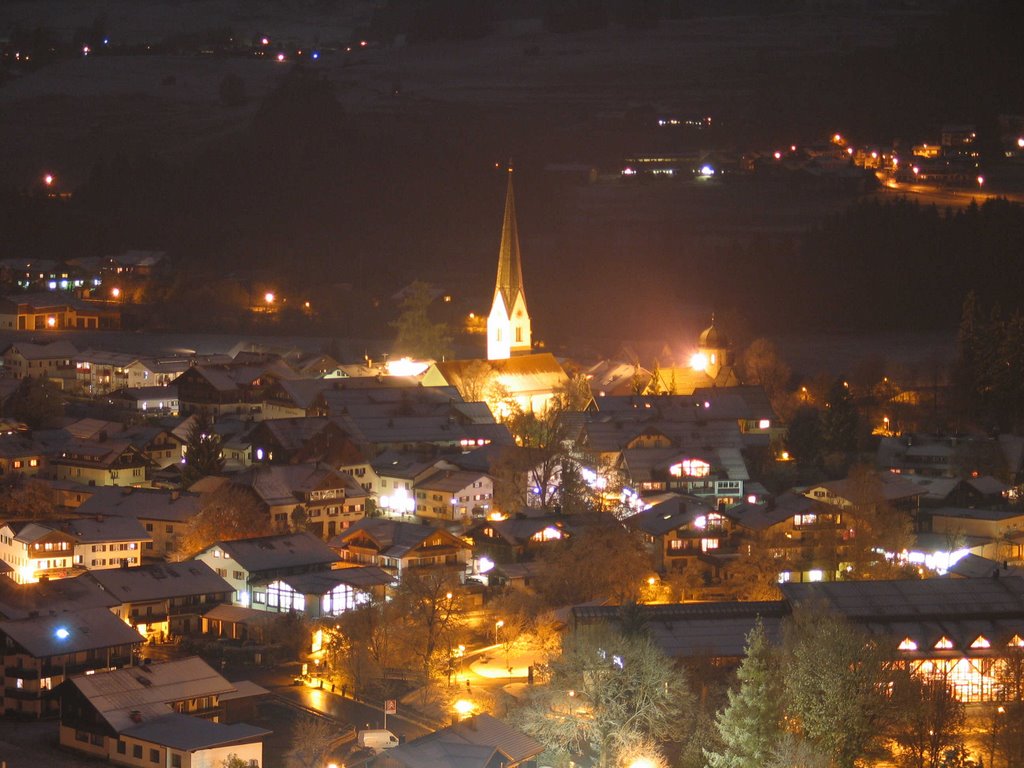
[876,177,1024,208]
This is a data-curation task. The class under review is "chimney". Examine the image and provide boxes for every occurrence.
[170,490,180,501]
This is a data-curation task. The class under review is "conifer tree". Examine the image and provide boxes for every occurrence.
[705,619,784,768]
[182,412,224,488]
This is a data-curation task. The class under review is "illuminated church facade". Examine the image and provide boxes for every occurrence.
[487,168,532,361]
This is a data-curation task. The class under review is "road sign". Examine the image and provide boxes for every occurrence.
[384,699,397,714]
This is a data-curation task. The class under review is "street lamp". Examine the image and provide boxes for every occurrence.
[494,619,504,646]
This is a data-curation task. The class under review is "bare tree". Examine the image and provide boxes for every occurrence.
[171,484,271,559]
[287,716,339,768]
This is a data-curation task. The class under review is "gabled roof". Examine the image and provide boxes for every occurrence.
[384,713,543,768]
[0,606,143,658]
[417,469,489,494]
[75,487,201,523]
[330,519,469,559]
[89,561,232,602]
[626,494,716,536]
[804,472,924,505]
[0,573,119,618]
[122,712,269,751]
[55,438,146,467]
[427,354,570,397]
[34,516,150,544]
[233,463,367,507]
[67,657,235,732]
[213,531,341,572]
[1,340,78,360]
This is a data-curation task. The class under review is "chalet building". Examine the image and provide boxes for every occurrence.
[89,561,233,643]
[75,487,201,560]
[626,494,732,572]
[0,522,76,583]
[330,518,472,577]
[258,376,332,419]
[0,517,150,581]
[173,361,295,419]
[465,514,615,566]
[106,386,180,416]
[230,463,369,537]
[0,340,77,382]
[803,471,924,529]
[51,438,151,487]
[194,532,391,620]
[246,417,362,466]
[571,576,1024,704]
[59,656,268,766]
[0,606,141,717]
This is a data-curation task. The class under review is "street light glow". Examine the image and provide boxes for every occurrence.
[264,292,275,304]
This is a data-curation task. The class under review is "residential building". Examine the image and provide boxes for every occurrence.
[89,561,233,642]
[194,532,390,618]
[50,438,151,487]
[0,605,141,717]
[0,340,77,382]
[415,468,493,521]
[59,656,268,766]
[330,518,472,577]
[75,487,201,560]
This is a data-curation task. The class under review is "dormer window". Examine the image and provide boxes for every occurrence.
[669,459,710,478]
[898,637,917,651]
[1010,635,1024,648]
[934,637,954,650]
[971,636,991,649]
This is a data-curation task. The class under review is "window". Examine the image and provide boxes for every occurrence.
[171,754,181,768]
[233,570,244,580]
[12,460,21,469]
[29,459,38,467]
[133,745,143,759]
[145,523,153,531]
[150,748,160,763]
[217,568,227,577]
[117,740,126,755]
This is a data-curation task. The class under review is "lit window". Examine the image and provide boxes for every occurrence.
[758,419,771,429]
[898,637,917,651]
[971,636,991,649]
[1010,635,1024,648]
[807,569,824,582]
[669,459,710,478]
[934,637,954,650]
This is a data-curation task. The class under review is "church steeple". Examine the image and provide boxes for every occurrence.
[488,165,532,360]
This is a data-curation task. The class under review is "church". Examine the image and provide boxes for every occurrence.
[422,167,570,414]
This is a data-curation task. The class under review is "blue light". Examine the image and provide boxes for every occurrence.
[312,51,320,60]
[55,627,70,640]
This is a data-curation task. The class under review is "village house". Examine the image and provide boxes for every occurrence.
[0,340,77,383]
[0,595,141,717]
[75,487,201,560]
[89,561,233,642]
[50,437,151,487]
[330,518,472,577]
[59,656,268,767]
[194,532,390,619]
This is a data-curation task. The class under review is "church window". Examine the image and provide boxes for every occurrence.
[515,327,523,343]
[495,328,502,342]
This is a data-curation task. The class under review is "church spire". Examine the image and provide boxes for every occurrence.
[495,165,526,314]
[487,164,532,360]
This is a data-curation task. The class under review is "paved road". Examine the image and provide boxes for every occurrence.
[877,178,1024,208]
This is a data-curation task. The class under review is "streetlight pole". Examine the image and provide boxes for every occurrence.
[494,619,504,646]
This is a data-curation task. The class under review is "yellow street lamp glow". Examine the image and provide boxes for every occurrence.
[111,287,120,298]
[454,699,474,716]
[689,352,708,371]
[629,759,657,768]
[264,292,275,304]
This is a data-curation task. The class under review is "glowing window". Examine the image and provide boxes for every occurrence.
[758,419,771,429]
[898,637,918,651]
[1010,635,1024,648]
[669,459,710,478]
[971,636,991,649]
[934,637,954,650]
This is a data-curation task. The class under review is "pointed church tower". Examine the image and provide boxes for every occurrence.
[487,166,532,360]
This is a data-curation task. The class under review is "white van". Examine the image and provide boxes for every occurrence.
[357,729,400,753]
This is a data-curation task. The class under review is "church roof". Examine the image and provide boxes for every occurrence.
[493,169,526,313]
[698,321,729,349]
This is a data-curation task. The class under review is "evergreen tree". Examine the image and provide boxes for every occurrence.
[6,375,64,429]
[390,281,452,360]
[181,412,224,488]
[821,378,858,473]
[706,619,784,768]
